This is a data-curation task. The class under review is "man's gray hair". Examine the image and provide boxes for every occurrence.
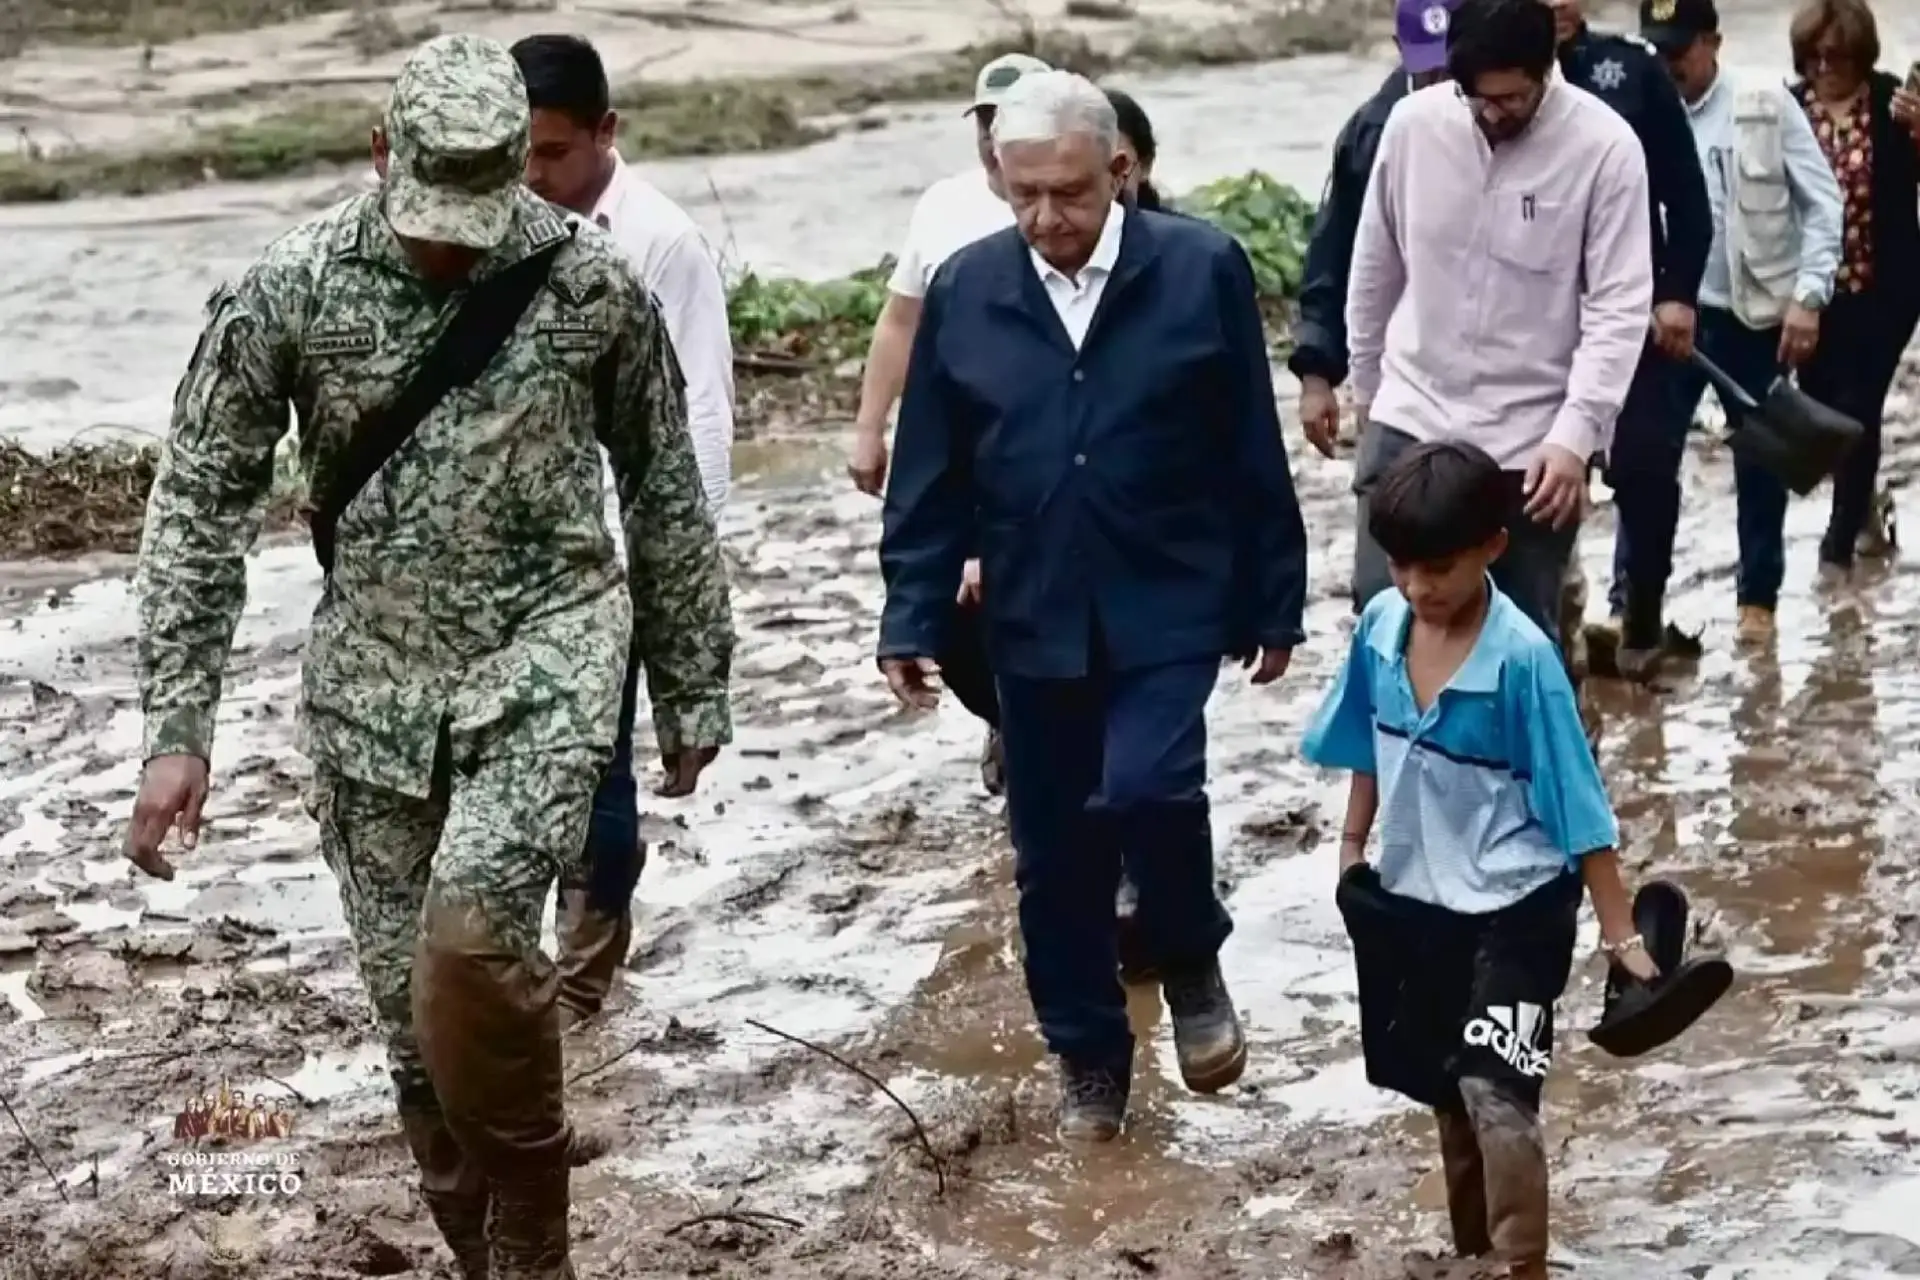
[990,69,1118,155]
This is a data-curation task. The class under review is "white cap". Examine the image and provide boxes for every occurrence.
[967,52,1051,114]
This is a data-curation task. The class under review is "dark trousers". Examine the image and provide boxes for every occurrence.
[582,635,646,916]
[1799,287,1917,568]
[1603,343,1691,616]
[998,651,1232,1068]
[1352,422,1580,646]
[1610,307,1787,611]
[939,602,1000,728]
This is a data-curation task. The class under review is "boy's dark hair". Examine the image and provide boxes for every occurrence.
[1367,440,1509,564]
[510,34,611,129]
[1446,0,1558,86]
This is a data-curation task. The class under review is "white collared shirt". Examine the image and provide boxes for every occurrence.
[1028,204,1125,348]
[586,153,734,513]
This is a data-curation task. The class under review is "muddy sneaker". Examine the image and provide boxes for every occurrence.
[1163,961,1247,1093]
[1115,874,1156,984]
[979,728,1005,797]
[1057,1060,1130,1143]
[1736,605,1776,648]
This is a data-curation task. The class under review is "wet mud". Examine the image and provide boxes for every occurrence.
[9,4,1920,1276]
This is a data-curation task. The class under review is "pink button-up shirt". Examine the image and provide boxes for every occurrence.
[1346,80,1654,468]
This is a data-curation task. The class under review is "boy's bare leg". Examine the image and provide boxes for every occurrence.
[1459,1077,1549,1278]
[1434,1106,1493,1257]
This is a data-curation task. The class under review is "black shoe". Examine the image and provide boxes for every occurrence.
[1057,1059,1130,1142]
[1115,875,1157,984]
[1163,960,1247,1093]
[1588,880,1734,1058]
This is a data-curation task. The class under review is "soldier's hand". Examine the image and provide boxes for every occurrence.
[655,746,719,798]
[880,656,941,711]
[127,754,210,881]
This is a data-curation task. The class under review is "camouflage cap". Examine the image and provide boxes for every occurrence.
[384,34,530,249]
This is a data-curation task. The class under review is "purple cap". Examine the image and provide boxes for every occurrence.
[1396,0,1458,75]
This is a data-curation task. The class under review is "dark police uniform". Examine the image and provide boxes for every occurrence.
[1557,24,1713,635]
[1289,69,1408,390]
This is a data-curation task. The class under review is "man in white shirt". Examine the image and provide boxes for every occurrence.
[847,51,1048,800]
[512,34,735,1027]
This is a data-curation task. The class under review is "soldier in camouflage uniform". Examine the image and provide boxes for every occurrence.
[124,34,733,1280]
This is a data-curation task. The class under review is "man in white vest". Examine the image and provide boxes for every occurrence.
[1631,0,1842,646]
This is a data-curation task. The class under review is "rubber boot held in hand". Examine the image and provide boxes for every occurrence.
[397,1083,491,1280]
[554,885,632,1031]
[414,898,576,1280]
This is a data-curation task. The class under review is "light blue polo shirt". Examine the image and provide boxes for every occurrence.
[1301,582,1618,915]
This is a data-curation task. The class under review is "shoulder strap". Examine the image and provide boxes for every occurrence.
[309,233,571,576]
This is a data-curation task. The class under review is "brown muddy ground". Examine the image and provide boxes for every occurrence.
[8,371,1920,1278]
[8,4,1920,1276]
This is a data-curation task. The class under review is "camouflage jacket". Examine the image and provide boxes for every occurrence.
[135,187,734,796]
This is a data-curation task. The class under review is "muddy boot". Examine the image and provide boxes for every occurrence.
[1163,960,1247,1093]
[980,727,1005,797]
[1433,1107,1492,1257]
[414,902,576,1280]
[554,886,633,1032]
[1616,588,1665,684]
[1057,1059,1130,1143]
[491,1167,576,1280]
[1459,1078,1548,1279]
[1114,874,1156,985]
[397,1085,491,1280]
[1736,605,1775,648]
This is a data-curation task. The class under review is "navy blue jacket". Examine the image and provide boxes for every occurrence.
[1289,70,1406,388]
[1559,24,1711,309]
[878,209,1308,680]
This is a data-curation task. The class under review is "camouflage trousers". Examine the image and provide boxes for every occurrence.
[312,740,602,1172]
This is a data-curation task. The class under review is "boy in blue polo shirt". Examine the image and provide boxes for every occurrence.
[1303,440,1658,1279]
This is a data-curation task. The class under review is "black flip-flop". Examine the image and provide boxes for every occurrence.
[1588,880,1734,1059]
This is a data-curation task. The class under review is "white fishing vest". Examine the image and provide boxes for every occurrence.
[1723,78,1802,329]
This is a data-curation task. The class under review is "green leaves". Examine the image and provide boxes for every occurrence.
[722,170,1316,360]
[1176,170,1318,303]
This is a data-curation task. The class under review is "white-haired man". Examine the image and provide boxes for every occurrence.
[877,69,1309,1142]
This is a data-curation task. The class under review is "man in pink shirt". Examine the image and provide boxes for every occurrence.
[1345,0,1653,651]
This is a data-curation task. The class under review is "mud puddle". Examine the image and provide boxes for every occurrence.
[9,5,1920,1276]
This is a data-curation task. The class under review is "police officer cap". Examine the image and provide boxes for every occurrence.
[1639,0,1719,55]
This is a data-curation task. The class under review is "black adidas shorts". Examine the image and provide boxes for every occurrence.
[1335,866,1580,1113]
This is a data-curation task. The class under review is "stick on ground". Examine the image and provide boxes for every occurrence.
[664,1208,805,1236]
[1,1090,69,1204]
[745,1018,946,1195]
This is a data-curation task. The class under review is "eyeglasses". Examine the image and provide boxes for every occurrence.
[1805,46,1853,71]
[1456,82,1542,117]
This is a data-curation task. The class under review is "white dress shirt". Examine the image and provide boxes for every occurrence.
[588,152,735,512]
[1028,204,1124,348]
